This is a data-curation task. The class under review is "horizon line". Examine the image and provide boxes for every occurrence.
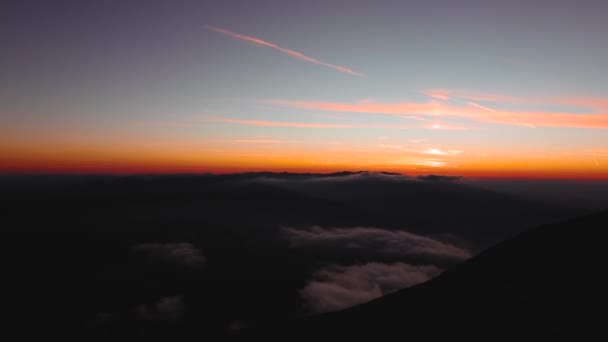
[2,170,608,181]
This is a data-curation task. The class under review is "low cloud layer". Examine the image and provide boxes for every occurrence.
[303,172,407,183]
[282,226,471,262]
[300,262,441,313]
[132,242,206,268]
[248,171,409,184]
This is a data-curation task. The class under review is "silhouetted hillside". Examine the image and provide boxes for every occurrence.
[233,210,608,341]
[1,173,600,341]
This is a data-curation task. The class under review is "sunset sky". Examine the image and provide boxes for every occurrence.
[2,0,608,178]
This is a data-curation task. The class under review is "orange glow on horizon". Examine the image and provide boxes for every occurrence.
[3,125,607,180]
[2,149,607,180]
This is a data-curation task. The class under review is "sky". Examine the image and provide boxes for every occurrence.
[2,0,608,178]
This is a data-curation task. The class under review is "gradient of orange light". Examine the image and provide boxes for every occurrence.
[3,136,607,179]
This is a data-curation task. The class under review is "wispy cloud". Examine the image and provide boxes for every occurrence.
[266,99,608,129]
[427,123,472,130]
[424,89,450,101]
[427,89,608,113]
[555,97,608,112]
[379,145,463,156]
[423,148,462,155]
[424,89,521,103]
[467,101,496,113]
[265,100,433,117]
[233,139,281,143]
[299,262,441,313]
[394,158,457,168]
[208,117,414,129]
[378,144,419,153]
[587,149,608,157]
[205,25,365,76]
[282,226,471,261]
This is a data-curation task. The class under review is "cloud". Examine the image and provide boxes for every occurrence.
[393,158,457,168]
[378,144,419,152]
[282,226,471,262]
[467,101,496,113]
[417,174,462,181]
[421,148,463,155]
[549,96,608,112]
[207,117,416,129]
[249,171,408,185]
[132,242,206,268]
[424,89,451,101]
[304,171,407,183]
[136,295,185,321]
[423,148,447,155]
[265,99,608,129]
[205,25,364,76]
[427,89,608,113]
[587,149,608,157]
[424,89,520,103]
[233,139,281,143]
[299,262,441,313]
[379,145,463,156]
[265,99,434,118]
[428,123,471,130]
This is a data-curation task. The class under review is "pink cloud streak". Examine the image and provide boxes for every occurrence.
[208,117,414,129]
[266,100,608,129]
[426,89,608,113]
[424,89,522,103]
[205,25,364,76]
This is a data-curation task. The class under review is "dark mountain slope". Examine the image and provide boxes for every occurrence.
[232,210,608,341]
[1,174,594,341]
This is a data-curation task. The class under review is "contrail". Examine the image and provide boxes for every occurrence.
[205,25,365,76]
[467,101,496,113]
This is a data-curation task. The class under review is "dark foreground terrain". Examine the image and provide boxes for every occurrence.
[3,172,607,341]
[231,210,608,341]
